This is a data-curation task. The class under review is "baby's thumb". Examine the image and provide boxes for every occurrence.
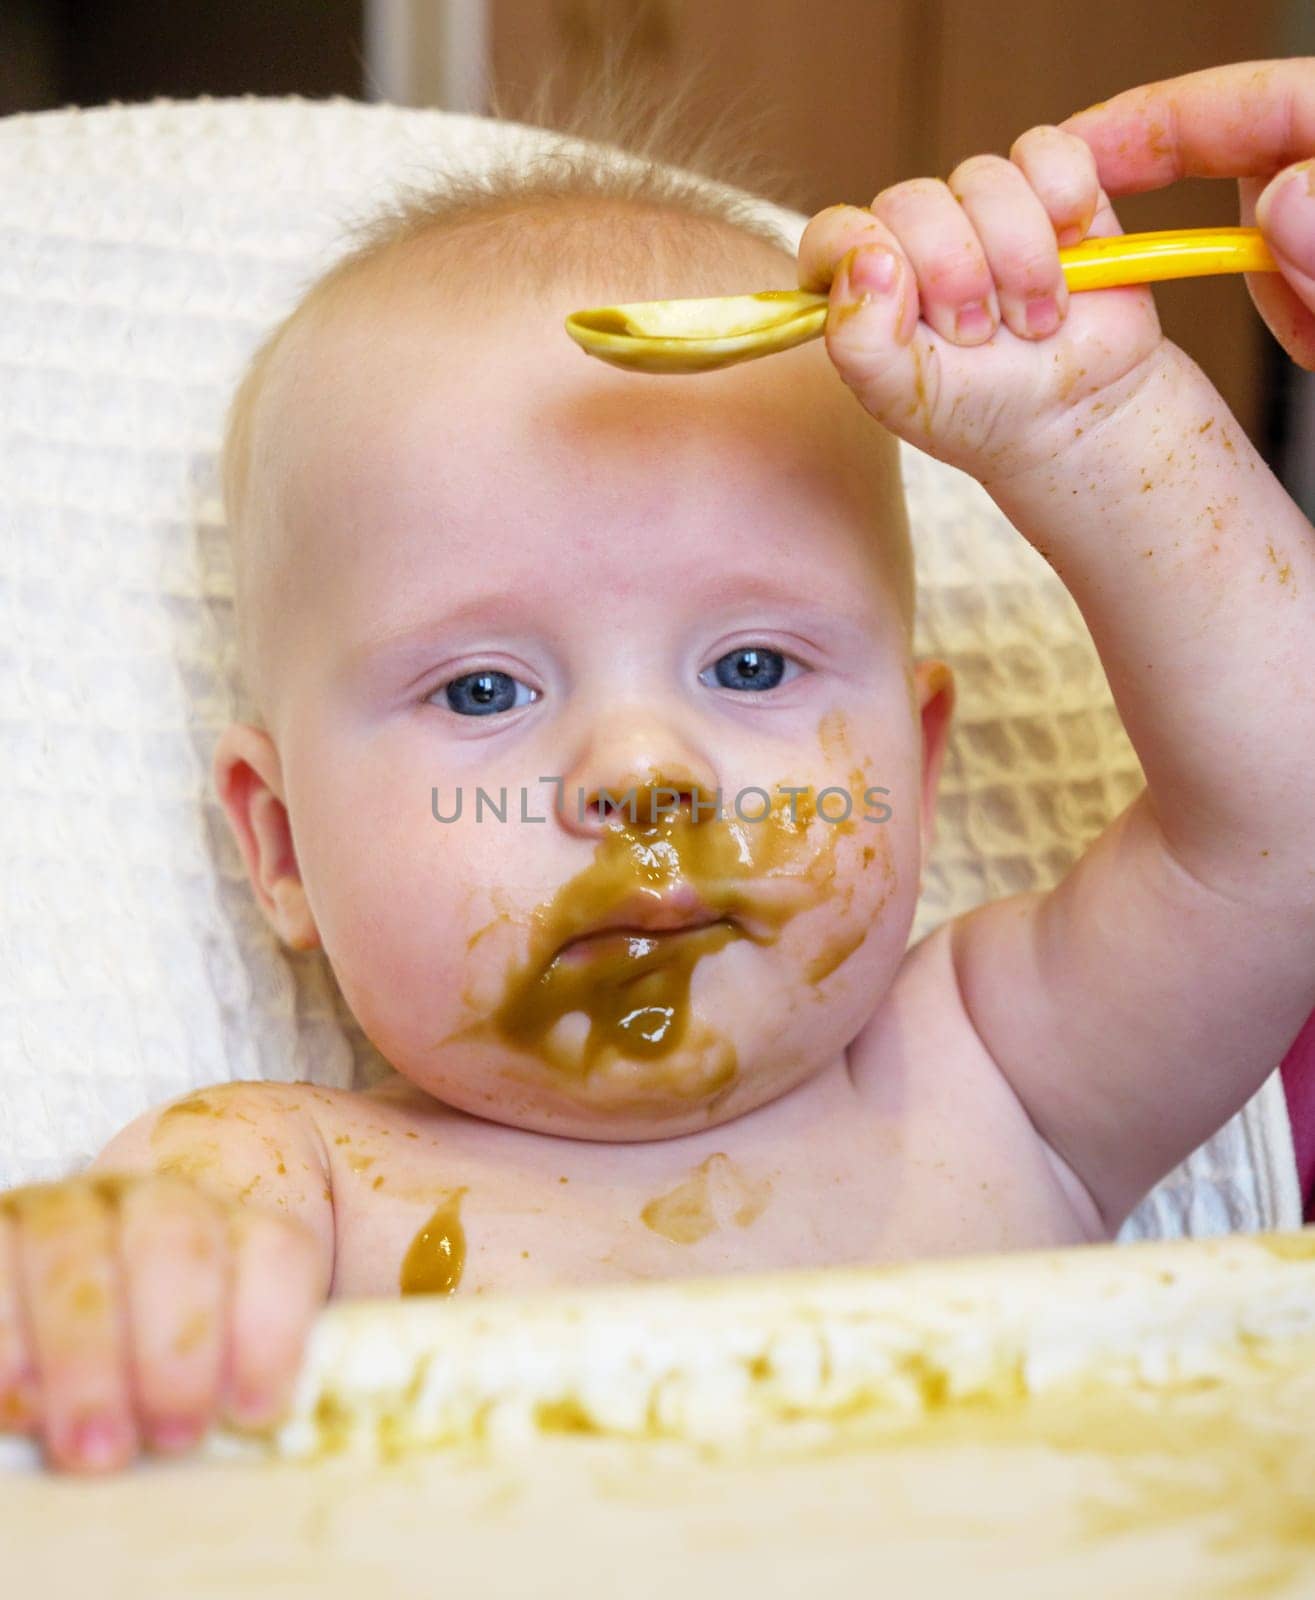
[1250,161,1315,369]
[824,243,923,426]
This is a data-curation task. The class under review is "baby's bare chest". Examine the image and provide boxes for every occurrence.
[308,1064,1091,1299]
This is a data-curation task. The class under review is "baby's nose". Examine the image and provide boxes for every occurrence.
[584,777,708,829]
[557,712,719,838]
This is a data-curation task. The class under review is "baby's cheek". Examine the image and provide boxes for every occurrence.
[309,816,507,1056]
[802,817,903,984]
[686,817,905,1097]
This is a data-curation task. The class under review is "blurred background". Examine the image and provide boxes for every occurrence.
[3,0,1314,507]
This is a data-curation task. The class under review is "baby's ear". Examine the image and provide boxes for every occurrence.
[913,660,955,862]
[211,723,322,953]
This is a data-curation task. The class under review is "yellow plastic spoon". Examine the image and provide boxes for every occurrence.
[565,226,1278,375]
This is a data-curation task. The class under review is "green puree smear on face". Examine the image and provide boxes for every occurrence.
[455,778,866,1101]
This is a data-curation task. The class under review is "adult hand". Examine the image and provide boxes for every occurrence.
[1062,59,1315,367]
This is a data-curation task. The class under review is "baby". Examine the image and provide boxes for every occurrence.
[4,119,1315,1476]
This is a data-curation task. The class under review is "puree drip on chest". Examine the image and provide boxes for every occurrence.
[399,1188,467,1295]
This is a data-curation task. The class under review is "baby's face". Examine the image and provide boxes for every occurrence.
[240,270,939,1139]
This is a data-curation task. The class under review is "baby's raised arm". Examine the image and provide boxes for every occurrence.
[0,1082,333,1472]
[802,127,1315,1229]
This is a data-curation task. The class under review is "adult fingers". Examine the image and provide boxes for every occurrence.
[1240,170,1315,369]
[1061,58,1315,193]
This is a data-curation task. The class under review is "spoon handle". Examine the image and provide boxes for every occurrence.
[1058,226,1276,291]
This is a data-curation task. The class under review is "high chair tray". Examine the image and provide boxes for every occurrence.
[4,1230,1315,1596]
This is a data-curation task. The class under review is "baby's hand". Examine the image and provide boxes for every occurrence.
[0,1171,327,1473]
[799,125,1163,484]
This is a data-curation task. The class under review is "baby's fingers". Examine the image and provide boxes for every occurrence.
[119,1176,228,1456]
[948,153,1068,341]
[828,242,948,438]
[219,1205,326,1433]
[798,202,897,298]
[871,178,999,345]
[799,205,933,426]
[12,1182,136,1472]
[0,1206,38,1434]
[1009,125,1101,248]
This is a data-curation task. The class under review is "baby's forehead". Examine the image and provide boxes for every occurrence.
[264,206,909,596]
[289,225,883,453]
[302,282,901,516]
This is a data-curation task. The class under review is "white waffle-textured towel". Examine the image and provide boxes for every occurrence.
[0,95,1299,1239]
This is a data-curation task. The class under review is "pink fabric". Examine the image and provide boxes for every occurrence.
[1280,1008,1315,1224]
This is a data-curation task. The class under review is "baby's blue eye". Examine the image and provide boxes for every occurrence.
[701,647,799,693]
[439,670,537,716]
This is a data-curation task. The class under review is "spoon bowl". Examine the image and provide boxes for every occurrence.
[565,290,829,374]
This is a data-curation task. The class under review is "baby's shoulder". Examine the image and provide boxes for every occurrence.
[851,920,985,1069]
[155,1077,421,1136]
[289,1076,472,1182]
[87,1078,342,1245]
[96,1077,327,1161]
[850,923,1105,1239]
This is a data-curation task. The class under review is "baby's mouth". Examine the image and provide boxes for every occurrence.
[548,890,734,972]
[467,795,858,1094]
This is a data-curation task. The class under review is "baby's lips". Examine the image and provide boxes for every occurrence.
[551,886,730,964]
[559,884,719,943]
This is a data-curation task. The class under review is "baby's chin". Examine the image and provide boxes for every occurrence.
[393,1039,830,1142]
